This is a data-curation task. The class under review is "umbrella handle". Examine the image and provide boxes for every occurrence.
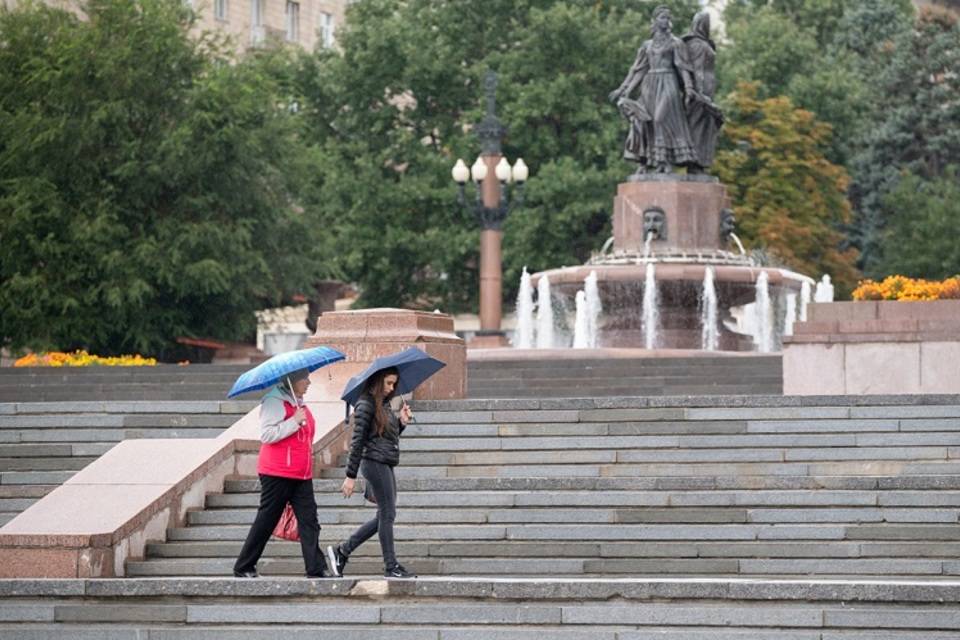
[286,379,307,426]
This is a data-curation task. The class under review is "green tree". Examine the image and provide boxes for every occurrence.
[876,168,960,279]
[0,0,334,357]
[714,83,860,293]
[850,7,960,275]
[296,0,700,312]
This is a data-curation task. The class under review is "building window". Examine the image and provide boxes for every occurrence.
[319,11,334,48]
[286,1,300,42]
[215,0,227,21]
[250,0,264,43]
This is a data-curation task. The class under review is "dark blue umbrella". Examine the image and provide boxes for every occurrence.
[227,346,346,399]
[341,347,446,409]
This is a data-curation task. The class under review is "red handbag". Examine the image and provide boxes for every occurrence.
[272,503,300,541]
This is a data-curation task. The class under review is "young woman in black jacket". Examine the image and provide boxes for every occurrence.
[326,366,415,579]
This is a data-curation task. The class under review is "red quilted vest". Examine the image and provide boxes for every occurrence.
[257,399,315,480]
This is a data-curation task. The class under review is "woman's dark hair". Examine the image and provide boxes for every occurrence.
[363,367,399,436]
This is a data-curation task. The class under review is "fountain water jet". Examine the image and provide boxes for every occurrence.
[784,292,797,337]
[513,267,535,349]
[642,265,659,350]
[754,271,773,353]
[584,271,602,348]
[799,280,812,322]
[536,275,555,349]
[572,291,589,348]
[728,232,747,256]
[700,266,718,351]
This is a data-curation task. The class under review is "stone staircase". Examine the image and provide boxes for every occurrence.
[466,354,783,398]
[0,400,255,526]
[0,364,252,402]
[4,394,960,638]
[127,396,960,580]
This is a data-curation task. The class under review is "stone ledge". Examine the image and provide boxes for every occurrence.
[413,395,960,412]
[1,576,960,604]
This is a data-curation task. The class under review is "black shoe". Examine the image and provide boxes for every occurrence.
[233,569,258,578]
[306,569,329,579]
[384,564,416,579]
[327,545,348,577]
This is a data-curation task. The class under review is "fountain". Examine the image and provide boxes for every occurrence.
[512,267,535,349]
[523,7,814,351]
[700,266,718,351]
[535,275,555,349]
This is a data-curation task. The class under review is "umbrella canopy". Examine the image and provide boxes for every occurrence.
[341,347,446,408]
[227,346,346,399]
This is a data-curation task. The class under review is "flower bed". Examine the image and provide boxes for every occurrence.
[852,275,960,301]
[13,351,157,367]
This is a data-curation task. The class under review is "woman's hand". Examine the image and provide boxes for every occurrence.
[399,402,413,425]
[293,407,307,426]
[341,477,356,498]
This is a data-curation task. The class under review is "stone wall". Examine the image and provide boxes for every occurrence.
[783,300,960,395]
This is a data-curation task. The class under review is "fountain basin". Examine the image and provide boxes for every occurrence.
[532,263,811,351]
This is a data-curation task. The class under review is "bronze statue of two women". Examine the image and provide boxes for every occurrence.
[609,7,723,175]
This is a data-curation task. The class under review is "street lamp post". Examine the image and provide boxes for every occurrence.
[452,71,529,348]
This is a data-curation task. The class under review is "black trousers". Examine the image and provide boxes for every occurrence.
[233,474,326,576]
[341,459,398,569]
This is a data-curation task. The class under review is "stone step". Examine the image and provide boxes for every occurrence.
[125,555,958,577]
[223,475,960,494]
[412,406,960,425]
[210,488,944,509]
[187,505,960,527]
[163,522,960,543]
[467,366,781,379]
[0,470,76,485]
[3,427,226,443]
[467,356,782,371]
[332,447,958,467]
[0,413,238,428]
[2,576,960,637]
[398,432,960,449]
[2,400,255,415]
[467,385,784,398]
[317,461,960,479]
[145,539,960,560]
[0,456,96,471]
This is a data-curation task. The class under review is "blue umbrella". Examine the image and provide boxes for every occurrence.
[341,347,446,409]
[227,346,346,399]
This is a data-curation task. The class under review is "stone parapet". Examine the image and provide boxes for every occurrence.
[784,300,960,395]
[306,308,466,402]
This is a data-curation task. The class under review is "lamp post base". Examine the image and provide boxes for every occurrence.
[469,330,509,349]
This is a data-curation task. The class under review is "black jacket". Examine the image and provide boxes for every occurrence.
[345,395,405,479]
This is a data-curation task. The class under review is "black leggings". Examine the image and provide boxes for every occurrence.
[342,459,398,569]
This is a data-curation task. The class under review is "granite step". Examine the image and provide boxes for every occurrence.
[2,576,960,637]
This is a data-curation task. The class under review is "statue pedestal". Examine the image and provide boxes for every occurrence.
[306,309,466,402]
[613,177,730,254]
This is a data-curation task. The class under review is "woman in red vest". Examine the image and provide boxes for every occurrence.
[233,368,330,578]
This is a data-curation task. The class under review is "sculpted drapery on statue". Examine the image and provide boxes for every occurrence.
[682,11,724,169]
[609,7,724,174]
